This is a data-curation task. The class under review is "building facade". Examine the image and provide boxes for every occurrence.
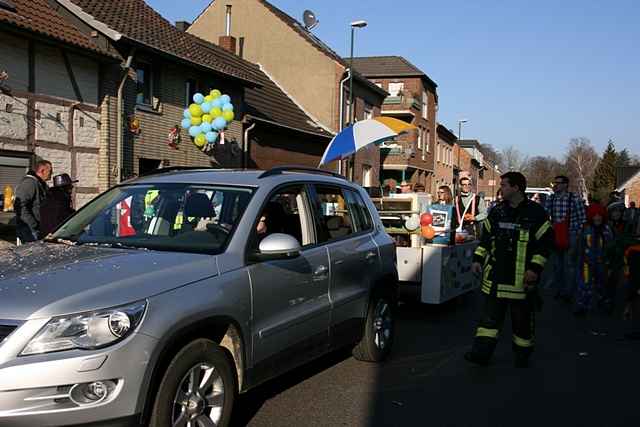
[1,0,119,207]
[350,56,438,193]
[187,0,387,186]
[435,124,456,191]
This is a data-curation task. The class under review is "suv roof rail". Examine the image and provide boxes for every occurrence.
[139,166,215,177]
[258,165,345,180]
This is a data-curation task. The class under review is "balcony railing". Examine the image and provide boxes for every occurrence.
[383,95,422,111]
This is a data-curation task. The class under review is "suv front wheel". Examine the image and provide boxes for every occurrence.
[150,339,236,427]
[353,291,395,362]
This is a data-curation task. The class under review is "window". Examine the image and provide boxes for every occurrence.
[313,185,354,242]
[436,142,440,163]
[417,128,423,150]
[422,91,428,119]
[135,63,153,105]
[344,91,352,125]
[425,129,430,152]
[52,184,253,254]
[388,82,404,97]
[185,79,197,107]
[362,164,372,187]
[345,190,373,232]
[364,103,373,120]
[252,185,313,250]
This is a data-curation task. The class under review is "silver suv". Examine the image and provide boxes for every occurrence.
[0,167,397,427]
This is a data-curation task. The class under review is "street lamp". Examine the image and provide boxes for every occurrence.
[457,118,468,141]
[347,19,367,180]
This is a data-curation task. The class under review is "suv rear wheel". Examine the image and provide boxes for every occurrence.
[353,292,395,362]
[150,339,236,427]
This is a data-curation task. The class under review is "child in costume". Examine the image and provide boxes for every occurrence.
[574,203,612,316]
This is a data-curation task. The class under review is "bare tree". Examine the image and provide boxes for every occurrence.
[500,145,530,173]
[480,144,503,168]
[565,137,600,199]
[526,156,566,188]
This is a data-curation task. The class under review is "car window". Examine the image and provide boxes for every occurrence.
[313,185,354,242]
[251,185,314,250]
[345,190,374,232]
[53,184,253,254]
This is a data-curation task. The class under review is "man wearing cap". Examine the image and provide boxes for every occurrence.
[40,173,77,235]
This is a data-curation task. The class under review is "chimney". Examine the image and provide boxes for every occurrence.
[218,5,237,54]
[175,21,190,32]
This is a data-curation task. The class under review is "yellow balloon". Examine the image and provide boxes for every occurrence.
[190,116,202,126]
[210,89,221,99]
[222,110,235,122]
[189,103,203,117]
[204,95,213,103]
[211,107,222,118]
[201,114,212,123]
[194,133,206,148]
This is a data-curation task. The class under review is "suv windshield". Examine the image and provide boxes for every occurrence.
[52,183,253,254]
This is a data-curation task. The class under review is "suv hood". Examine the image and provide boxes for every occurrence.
[0,243,219,320]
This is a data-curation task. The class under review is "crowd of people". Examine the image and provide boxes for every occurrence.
[13,159,77,245]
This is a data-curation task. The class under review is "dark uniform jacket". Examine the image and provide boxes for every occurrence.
[40,188,75,235]
[473,198,554,300]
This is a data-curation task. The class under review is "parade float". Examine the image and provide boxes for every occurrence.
[319,118,479,305]
[372,193,479,304]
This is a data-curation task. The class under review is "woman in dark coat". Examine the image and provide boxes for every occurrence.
[40,173,77,235]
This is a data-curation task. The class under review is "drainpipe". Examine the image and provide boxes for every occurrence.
[337,69,351,175]
[243,121,256,170]
[116,50,135,184]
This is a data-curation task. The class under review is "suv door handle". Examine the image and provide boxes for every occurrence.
[365,251,377,261]
[313,265,328,278]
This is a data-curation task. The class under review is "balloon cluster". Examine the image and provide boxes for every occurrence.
[181,90,235,150]
[420,213,435,240]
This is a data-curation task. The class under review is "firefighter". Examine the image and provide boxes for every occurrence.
[465,171,554,368]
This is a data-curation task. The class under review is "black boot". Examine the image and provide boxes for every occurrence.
[464,351,490,366]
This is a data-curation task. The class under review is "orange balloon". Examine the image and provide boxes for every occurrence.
[421,225,436,240]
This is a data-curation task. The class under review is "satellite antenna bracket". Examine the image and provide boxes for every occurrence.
[303,10,319,30]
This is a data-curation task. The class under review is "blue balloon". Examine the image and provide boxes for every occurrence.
[211,98,222,109]
[200,122,212,133]
[201,102,212,113]
[181,118,192,129]
[222,103,234,112]
[206,131,219,143]
[193,93,205,104]
[220,95,231,104]
[213,117,227,130]
[183,109,191,119]
[188,125,201,137]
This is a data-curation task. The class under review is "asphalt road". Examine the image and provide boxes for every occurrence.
[231,288,640,427]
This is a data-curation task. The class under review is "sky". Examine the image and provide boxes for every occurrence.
[149,0,640,158]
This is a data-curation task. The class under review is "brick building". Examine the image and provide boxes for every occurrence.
[435,124,456,191]
[187,0,388,186]
[350,56,438,193]
[0,0,120,207]
[59,0,333,193]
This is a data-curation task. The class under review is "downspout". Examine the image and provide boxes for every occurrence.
[243,121,256,170]
[337,69,351,175]
[116,50,135,183]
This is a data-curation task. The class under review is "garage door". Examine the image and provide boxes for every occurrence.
[0,156,29,209]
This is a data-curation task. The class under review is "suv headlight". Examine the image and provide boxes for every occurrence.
[21,301,147,356]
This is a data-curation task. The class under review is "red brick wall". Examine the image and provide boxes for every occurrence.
[369,76,437,192]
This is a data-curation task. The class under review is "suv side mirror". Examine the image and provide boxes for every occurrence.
[250,233,302,262]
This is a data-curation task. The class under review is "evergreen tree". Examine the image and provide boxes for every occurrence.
[592,141,617,202]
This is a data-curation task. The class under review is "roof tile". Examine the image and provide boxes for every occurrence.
[0,0,117,59]
[68,0,262,84]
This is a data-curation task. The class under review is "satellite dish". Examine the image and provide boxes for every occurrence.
[303,10,319,30]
